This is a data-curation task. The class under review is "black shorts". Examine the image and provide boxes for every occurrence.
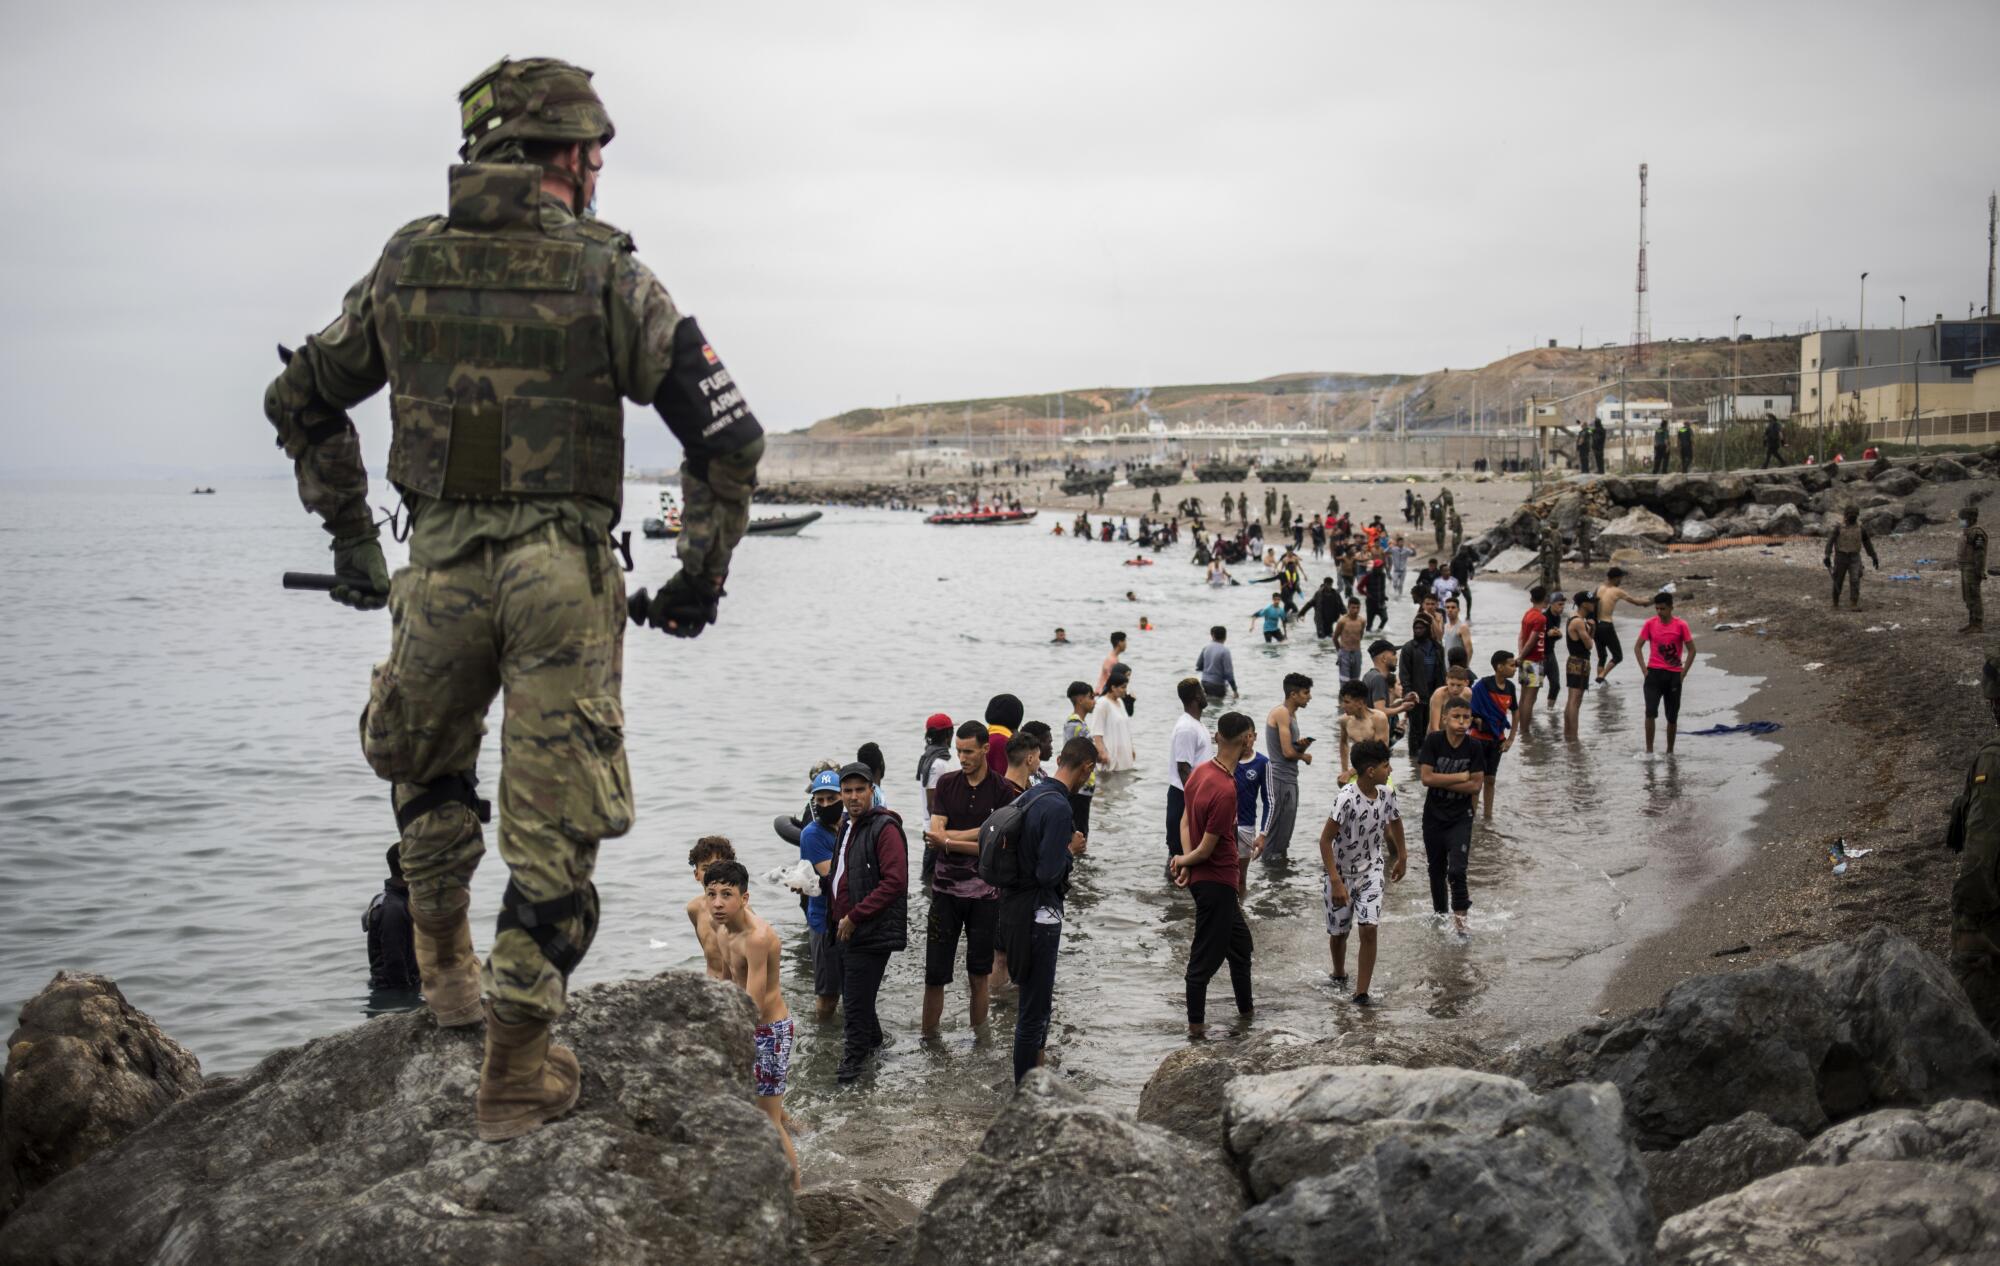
[1643,666,1685,723]
[1472,735,1503,776]
[1595,621,1624,668]
[925,892,1000,985]
[1566,657,1590,693]
[1263,629,1285,643]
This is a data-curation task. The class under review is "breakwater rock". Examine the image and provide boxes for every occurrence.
[7,928,1997,1264]
[0,973,803,1266]
[754,479,952,509]
[1471,448,2000,565]
[0,971,202,1218]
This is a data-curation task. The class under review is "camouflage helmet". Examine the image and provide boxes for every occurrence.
[1985,653,2000,701]
[457,57,614,163]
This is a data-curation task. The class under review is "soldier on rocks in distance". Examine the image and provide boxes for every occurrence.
[262,57,762,1141]
[1959,501,1988,634]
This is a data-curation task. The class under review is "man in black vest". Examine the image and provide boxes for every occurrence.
[828,763,909,1083]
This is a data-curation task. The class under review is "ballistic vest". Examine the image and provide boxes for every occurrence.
[374,164,626,510]
[1835,523,1864,553]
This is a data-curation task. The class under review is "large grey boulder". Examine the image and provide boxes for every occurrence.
[1799,1098,2000,1169]
[1641,1111,1805,1221]
[1931,455,1971,481]
[1137,1027,1492,1150]
[1677,519,1721,544]
[1655,1161,2000,1265]
[1599,507,1676,548]
[1707,473,1751,508]
[1752,483,1808,506]
[800,1181,918,1266]
[1872,467,1922,497]
[0,971,202,1217]
[1510,927,1999,1148]
[1224,1065,1654,1265]
[0,973,804,1266]
[909,1071,1242,1266]
[1762,503,1806,535]
[1863,506,1901,535]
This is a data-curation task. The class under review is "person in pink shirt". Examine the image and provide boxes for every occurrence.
[1634,591,1697,754]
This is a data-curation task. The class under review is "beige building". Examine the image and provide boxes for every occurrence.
[1802,316,2000,444]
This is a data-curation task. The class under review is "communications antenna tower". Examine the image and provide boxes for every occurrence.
[1630,163,1650,368]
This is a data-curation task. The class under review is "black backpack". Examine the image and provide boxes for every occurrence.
[978,783,1057,890]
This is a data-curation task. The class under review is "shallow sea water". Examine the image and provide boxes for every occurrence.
[0,479,1772,1199]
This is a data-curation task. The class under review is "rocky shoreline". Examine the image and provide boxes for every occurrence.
[4,925,1997,1264]
[1467,449,2000,564]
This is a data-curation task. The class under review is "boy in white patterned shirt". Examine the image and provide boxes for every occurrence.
[1316,738,1406,1006]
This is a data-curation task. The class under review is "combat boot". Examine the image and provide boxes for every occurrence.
[410,892,482,1028]
[476,1003,582,1141]
[1960,622,1983,634]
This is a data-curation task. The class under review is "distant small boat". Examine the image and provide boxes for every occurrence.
[191,487,216,495]
[651,510,823,539]
[924,508,1039,526]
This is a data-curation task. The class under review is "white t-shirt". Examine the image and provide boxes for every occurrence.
[1170,713,1214,791]
[1099,698,1137,771]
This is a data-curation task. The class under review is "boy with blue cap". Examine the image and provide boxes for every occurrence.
[798,767,845,1021]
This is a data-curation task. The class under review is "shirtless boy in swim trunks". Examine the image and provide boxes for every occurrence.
[1336,680,1394,785]
[1332,600,1367,682]
[1592,567,1651,683]
[704,860,799,1189]
[686,836,738,978]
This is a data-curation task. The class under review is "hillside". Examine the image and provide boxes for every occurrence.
[800,337,1801,439]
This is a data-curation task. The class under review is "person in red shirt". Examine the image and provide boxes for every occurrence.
[1515,585,1550,732]
[1170,711,1259,1036]
[1635,591,1698,754]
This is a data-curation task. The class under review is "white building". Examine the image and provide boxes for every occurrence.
[1704,394,1794,425]
[1594,397,1672,430]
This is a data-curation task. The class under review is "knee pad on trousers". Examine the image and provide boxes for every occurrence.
[496,880,600,980]
[396,771,492,833]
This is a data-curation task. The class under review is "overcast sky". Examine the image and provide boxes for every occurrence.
[2,0,1995,475]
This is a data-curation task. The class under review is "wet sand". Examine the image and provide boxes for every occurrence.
[1597,526,1976,1012]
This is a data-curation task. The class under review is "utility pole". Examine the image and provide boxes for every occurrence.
[1631,163,1651,368]
[1988,191,1997,317]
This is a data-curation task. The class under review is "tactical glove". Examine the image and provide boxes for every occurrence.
[330,532,390,611]
[645,570,720,638]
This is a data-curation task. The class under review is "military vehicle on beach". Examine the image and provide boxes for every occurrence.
[1128,464,1184,487]
[1193,458,1249,483]
[1259,456,1317,482]
[1061,468,1116,496]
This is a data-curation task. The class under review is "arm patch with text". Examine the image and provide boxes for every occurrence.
[655,316,763,460]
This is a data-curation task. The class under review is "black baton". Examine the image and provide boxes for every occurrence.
[283,572,386,597]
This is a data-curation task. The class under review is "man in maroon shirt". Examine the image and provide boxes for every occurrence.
[827,762,909,1083]
[1170,711,1259,1036]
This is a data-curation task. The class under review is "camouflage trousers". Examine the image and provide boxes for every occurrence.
[1963,565,1984,625]
[1954,826,2000,1030]
[361,523,632,1025]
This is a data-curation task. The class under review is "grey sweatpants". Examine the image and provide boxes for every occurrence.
[1264,778,1300,861]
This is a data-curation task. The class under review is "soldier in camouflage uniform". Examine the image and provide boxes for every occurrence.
[263,57,762,1141]
[1431,496,1446,551]
[1948,653,2000,1031]
[1447,506,1463,555]
[1959,502,1987,633]
[1537,521,1562,597]
[1823,505,1880,609]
